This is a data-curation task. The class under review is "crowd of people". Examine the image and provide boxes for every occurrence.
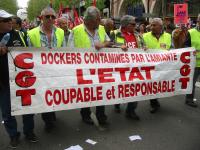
[0,6,200,149]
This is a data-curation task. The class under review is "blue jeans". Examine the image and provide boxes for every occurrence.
[0,83,34,138]
[186,67,200,101]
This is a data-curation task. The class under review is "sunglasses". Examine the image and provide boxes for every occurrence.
[0,18,12,23]
[45,15,56,20]
[129,23,136,26]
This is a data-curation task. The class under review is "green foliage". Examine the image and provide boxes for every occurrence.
[84,0,92,9]
[27,0,49,20]
[0,0,18,15]
[53,0,71,11]
[27,0,107,20]
[96,0,105,10]
[84,0,105,10]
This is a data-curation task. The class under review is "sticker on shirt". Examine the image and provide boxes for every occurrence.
[126,42,137,48]
[13,40,22,46]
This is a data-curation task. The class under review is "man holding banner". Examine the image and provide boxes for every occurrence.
[0,9,37,148]
[68,6,111,125]
[110,15,145,120]
[184,14,200,107]
[28,7,65,132]
[143,18,172,113]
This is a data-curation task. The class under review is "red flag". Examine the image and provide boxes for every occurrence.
[73,9,83,26]
[93,0,96,7]
[58,2,63,17]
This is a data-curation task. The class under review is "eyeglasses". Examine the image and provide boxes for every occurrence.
[45,15,56,20]
[0,18,12,23]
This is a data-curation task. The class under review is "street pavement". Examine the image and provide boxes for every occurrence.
[0,88,200,150]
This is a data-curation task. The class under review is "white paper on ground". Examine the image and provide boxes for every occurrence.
[195,82,200,88]
[85,139,97,145]
[129,135,142,141]
[64,145,83,150]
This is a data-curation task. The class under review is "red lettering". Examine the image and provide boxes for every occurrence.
[54,53,60,64]
[115,67,130,81]
[41,53,47,64]
[141,66,155,80]
[84,87,90,102]
[70,88,77,103]
[76,69,93,84]
[118,85,124,98]
[97,86,103,100]
[180,52,190,63]
[180,64,191,76]
[14,53,33,69]
[48,53,53,64]
[16,89,36,106]
[129,67,144,81]
[106,89,112,100]
[179,77,190,89]
[53,89,62,105]
[15,71,36,87]
[45,90,53,106]
[98,68,115,83]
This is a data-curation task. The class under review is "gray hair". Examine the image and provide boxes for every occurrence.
[120,15,135,27]
[41,7,56,16]
[150,18,163,26]
[84,6,100,21]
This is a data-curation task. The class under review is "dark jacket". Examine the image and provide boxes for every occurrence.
[0,29,27,89]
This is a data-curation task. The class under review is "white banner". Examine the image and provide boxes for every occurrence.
[8,47,195,115]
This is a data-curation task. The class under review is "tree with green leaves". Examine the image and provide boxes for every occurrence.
[0,0,18,15]
[84,0,105,11]
[27,0,72,20]
[27,0,107,20]
[27,0,49,20]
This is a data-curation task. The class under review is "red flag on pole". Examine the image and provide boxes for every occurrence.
[73,9,83,26]
[58,2,63,17]
[93,0,96,7]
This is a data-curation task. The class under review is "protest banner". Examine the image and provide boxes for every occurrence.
[8,47,195,115]
[174,3,188,25]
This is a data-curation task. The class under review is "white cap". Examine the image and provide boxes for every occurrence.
[0,10,13,18]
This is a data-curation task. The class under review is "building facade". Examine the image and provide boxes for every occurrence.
[110,0,200,18]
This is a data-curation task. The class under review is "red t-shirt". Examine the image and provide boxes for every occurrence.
[122,31,138,48]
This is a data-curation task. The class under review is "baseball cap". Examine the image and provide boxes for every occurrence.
[0,10,13,18]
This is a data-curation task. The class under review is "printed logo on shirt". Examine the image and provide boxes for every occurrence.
[13,40,22,46]
[126,42,136,48]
